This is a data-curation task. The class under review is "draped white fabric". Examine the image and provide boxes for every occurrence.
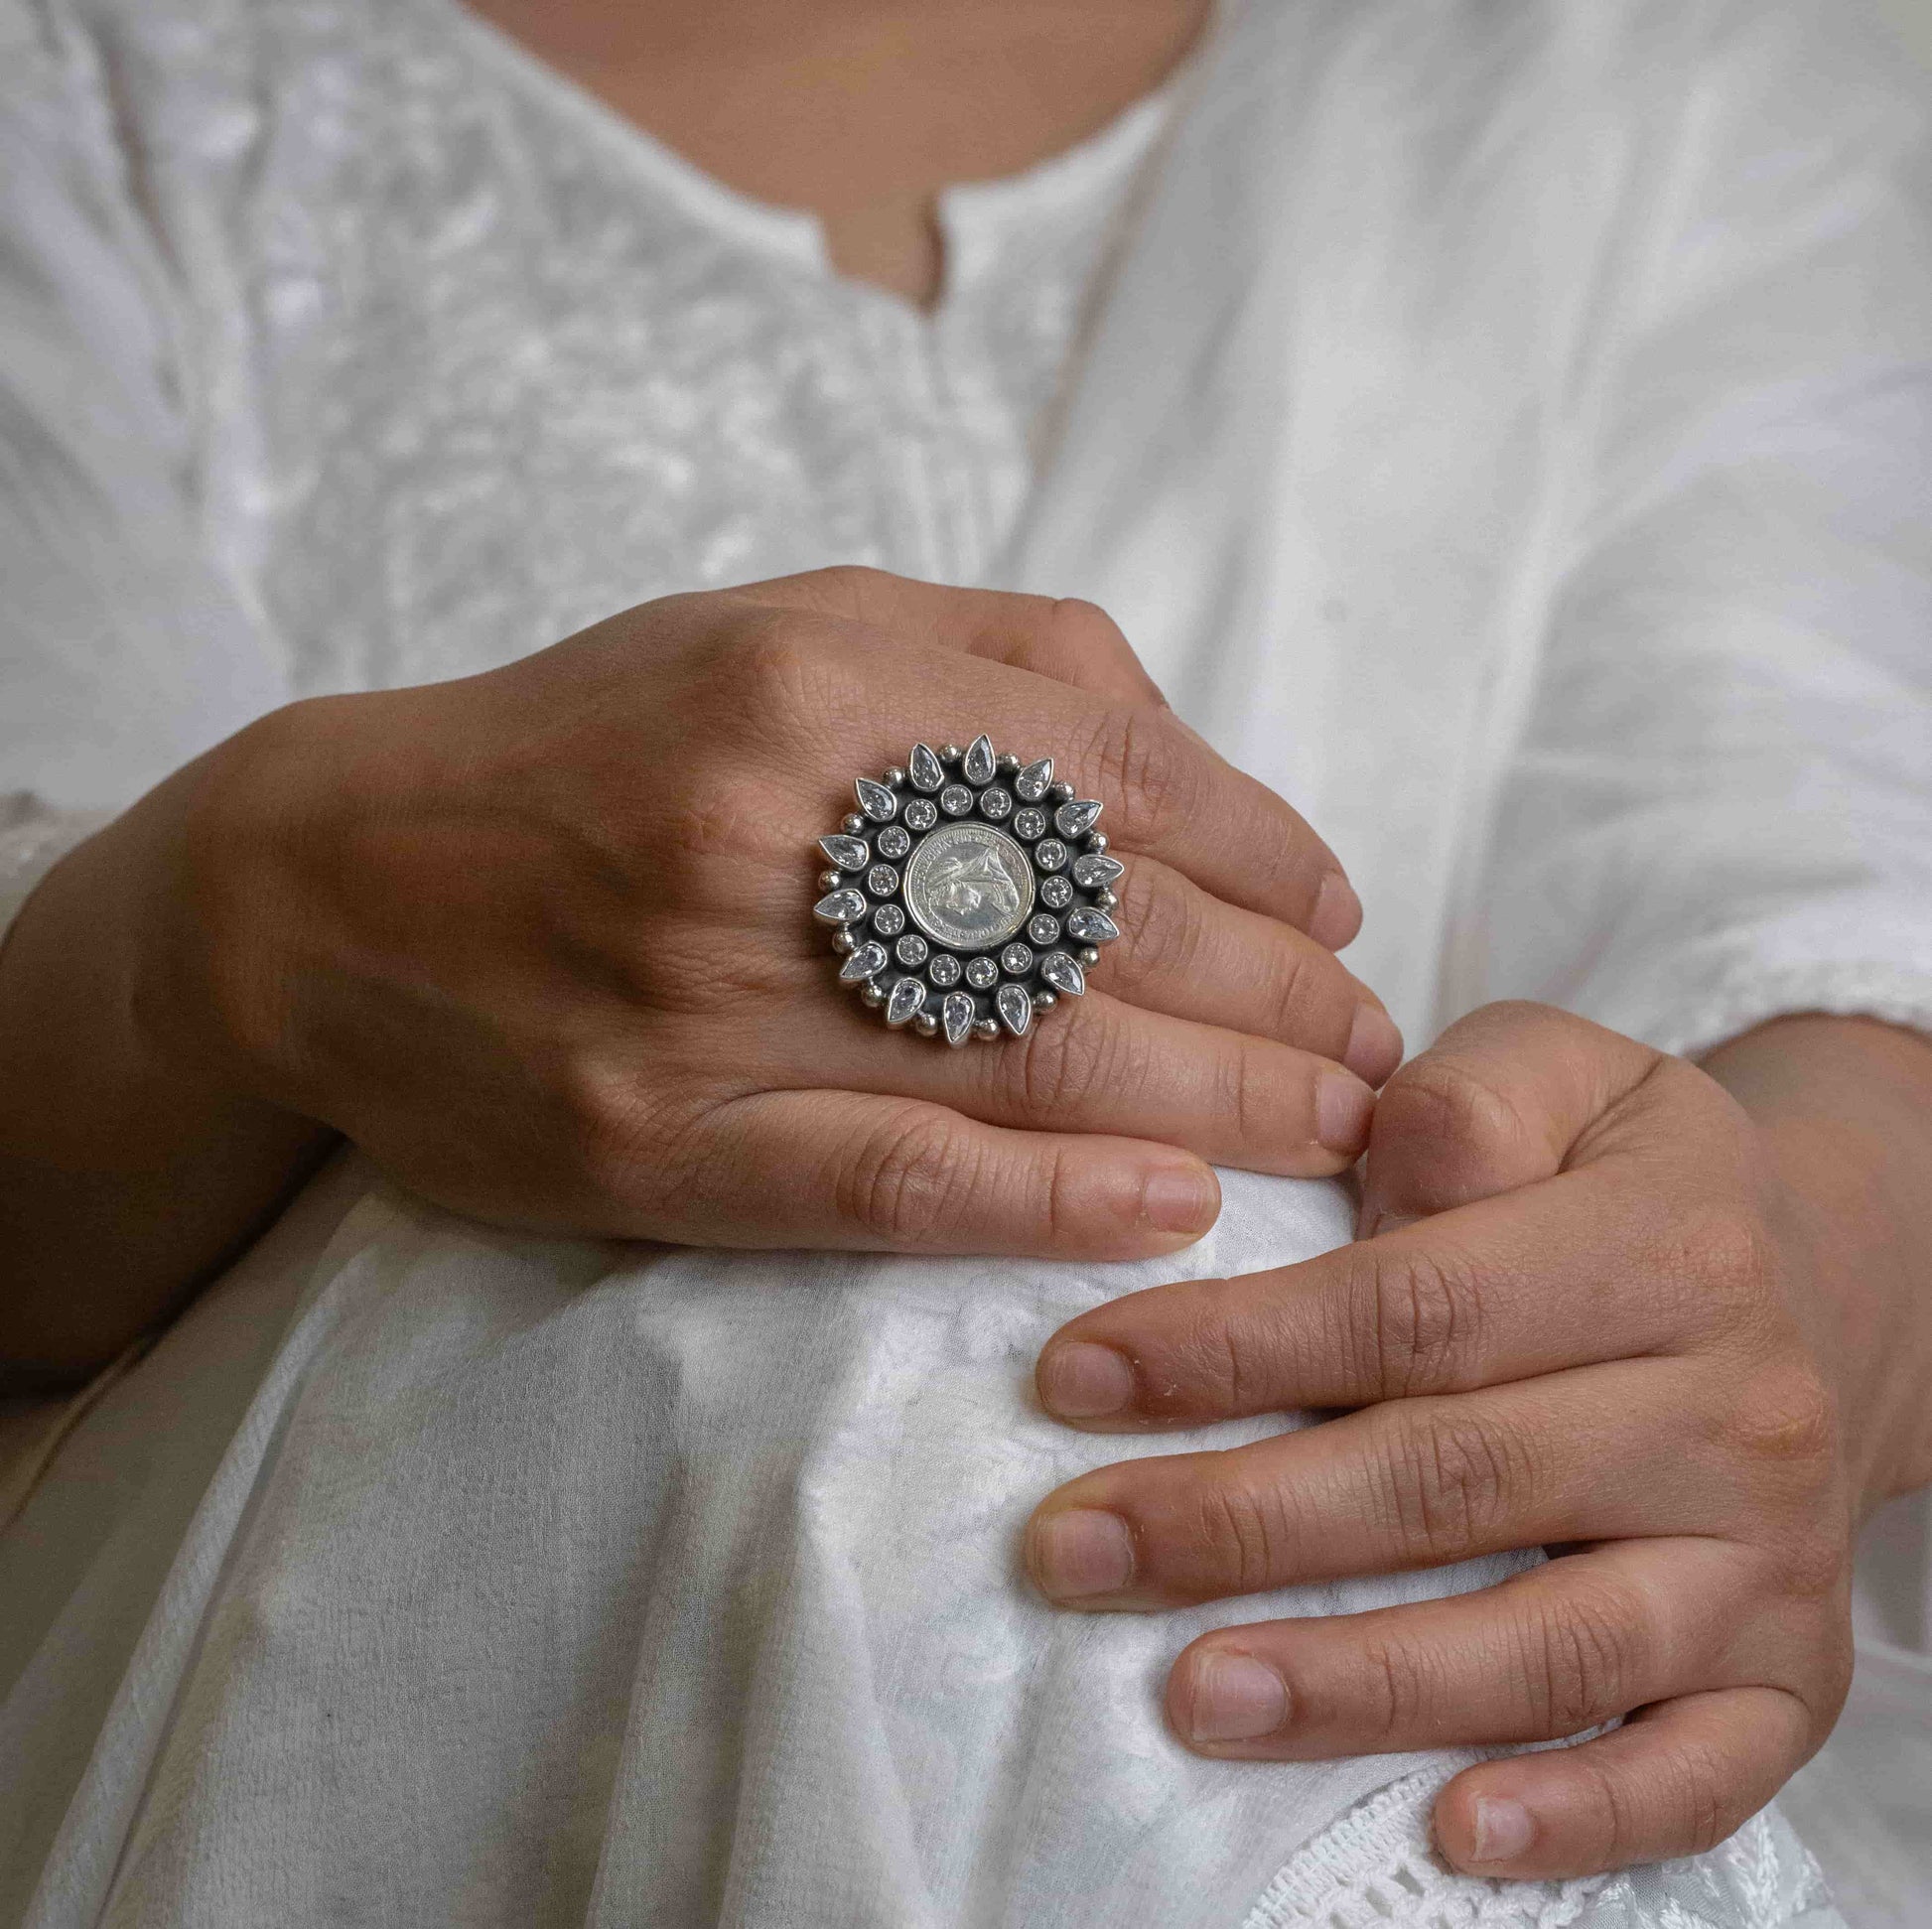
[1,0,1929,1917]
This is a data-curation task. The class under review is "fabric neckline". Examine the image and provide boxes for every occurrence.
[431,0,1181,315]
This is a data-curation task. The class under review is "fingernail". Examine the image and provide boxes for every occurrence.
[1038,1341,1136,1419]
[1029,1508,1134,1599]
[1310,871,1362,949]
[1316,1071,1374,1155]
[1183,1652,1289,1742]
[1342,1003,1404,1085]
[1470,1796,1536,1864]
[1140,1163,1220,1235]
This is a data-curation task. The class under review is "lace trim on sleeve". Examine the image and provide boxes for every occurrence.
[0,793,112,940]
[1238,1767,1839,1929]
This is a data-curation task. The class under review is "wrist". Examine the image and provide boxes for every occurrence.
[1703,1015,1932,1508]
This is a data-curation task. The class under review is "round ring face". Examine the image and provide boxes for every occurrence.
[901,823,1035,952]
[812,736,1123,1044]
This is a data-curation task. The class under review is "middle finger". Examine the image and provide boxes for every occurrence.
[1024,1359,1725,1609]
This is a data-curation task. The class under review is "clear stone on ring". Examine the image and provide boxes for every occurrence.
[877,824,912,860]
[1001,941,1035,975]
[896,933,930,967]
[1039,876,1073,909]
[964,956,999,989]
[939,783,975,816]
[1028,913,1061,947]
[1013,808,1047,841]
[1033,839,1067,872]
[904,798,938,832]
[872,902,905,937]
[866,864,899,897]
[927,953,961,987]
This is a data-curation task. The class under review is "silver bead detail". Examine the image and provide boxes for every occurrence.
[1049,780,1076,803]
[860,982,888,1008]
[962,734,997,785]
[832,929,857,955]
[1093,890,1118,911]
[1087,833,1108,854]
[819,870,843,892]
[843,814,868,836]
[939,744,962,762]
[908,744,946,793]
[882,766,906,789]
[974,1019,1001,1041]
[914,1012,940,1036]
[1078,946,1101,967]
[1033,990,1058,1012]
[996,752,1022,774]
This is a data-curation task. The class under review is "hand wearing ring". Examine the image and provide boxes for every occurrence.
[146,566,1403,1268]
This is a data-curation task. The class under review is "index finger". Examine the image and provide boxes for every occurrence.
[1031,1161,1723,1430]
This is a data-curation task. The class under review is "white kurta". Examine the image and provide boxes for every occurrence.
[1,0,1928,1919]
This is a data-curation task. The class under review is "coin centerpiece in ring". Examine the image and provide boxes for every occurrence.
[810,735,1125,1044]
[901,823,1035,952]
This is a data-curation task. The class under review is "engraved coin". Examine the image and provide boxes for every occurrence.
[902,822,1037,952]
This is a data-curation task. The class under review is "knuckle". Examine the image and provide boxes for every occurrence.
[1114,866,1204,986]
[1356,1244,1481,1397]
[725,613,855,742]
[1192,1464,1294,1593]
[1375,1405,1529,1563]
[1045,596,1130,661]
[1001,1002,1131,1118]
[834,1104,981,1244]
[1358,1634,1453,1740]
[1090,705,1200,842]
[1719,1361,1842,1487]
[558,1051,680,1205]
[1661,1198,1775,1308]
[1521,1580,1646,1733]
[1372,1054,1544,1204]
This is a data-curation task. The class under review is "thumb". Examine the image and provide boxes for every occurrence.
[1358,1000,1662,1236]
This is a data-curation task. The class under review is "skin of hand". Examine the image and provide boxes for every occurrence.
[1025,1001,1932,1879]
[0,567,1403,1383]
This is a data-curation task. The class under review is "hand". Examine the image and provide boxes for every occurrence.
[136,568,1401,1261]
[1020,1001,1929,1878]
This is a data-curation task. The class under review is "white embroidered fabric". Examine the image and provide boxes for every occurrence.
[3,0,1931,1918]
[1248,1769,1835,1929]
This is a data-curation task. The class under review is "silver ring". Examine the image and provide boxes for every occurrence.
[812,735,1124,1043]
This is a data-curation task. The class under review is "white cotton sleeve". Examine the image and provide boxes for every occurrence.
[1472,0,1932,1058]
[0,0,286,939]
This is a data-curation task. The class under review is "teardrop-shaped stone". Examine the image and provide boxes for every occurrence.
[1065,908,1119,945]
[995,982,1034,1037]
[1071,852,1124,889]
[886,977,926,1026]
[1014,758,1054,803]
[818,834,872,872]
[1038,951,1086,998]
[813,888,868,924]
[839,942,889,982]
[856,777,899,823]
[908,743,946,793]
[962,734,997,785]
[942,990,976,1046]
[1054,799,1102,839]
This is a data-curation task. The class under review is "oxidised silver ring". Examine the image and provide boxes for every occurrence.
[812,735,1123,1044]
